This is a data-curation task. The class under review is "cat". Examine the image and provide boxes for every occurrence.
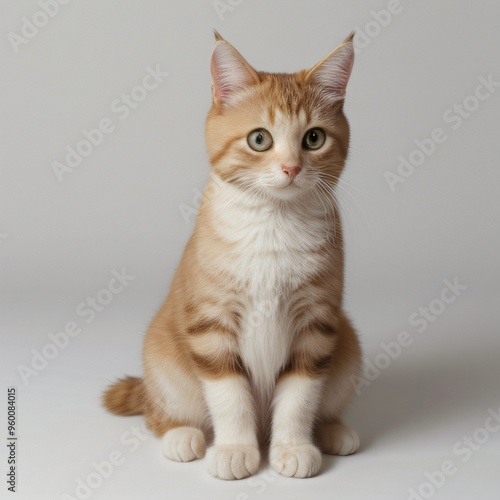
[103,31,362,480]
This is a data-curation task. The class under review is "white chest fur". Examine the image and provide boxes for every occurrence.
[206,180,334,410]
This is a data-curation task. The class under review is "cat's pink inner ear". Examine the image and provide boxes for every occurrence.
[210,41,258,107]
[306,39,355,101]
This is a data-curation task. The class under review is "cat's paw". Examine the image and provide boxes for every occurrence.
[207,444,260,480]
[317,423,360,455]
[270,443,322,478]
[162,426,206,462]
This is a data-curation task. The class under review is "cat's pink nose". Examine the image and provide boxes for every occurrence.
[281,165,301,181]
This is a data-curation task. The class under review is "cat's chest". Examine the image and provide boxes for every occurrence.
[238,291,289,407]
[221,212,330,401]
[219,208,330,290]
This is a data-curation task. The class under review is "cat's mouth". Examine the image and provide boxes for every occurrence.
[276,177,300,190]
[265,176,306,200]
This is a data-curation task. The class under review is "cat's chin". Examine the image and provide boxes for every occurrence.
[264,182,311,201]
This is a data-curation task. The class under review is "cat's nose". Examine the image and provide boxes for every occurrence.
[281,165,301,181]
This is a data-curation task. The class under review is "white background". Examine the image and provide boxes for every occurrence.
[1,1,499,499]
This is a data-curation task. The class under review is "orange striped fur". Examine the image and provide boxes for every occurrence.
[104,32,362,480]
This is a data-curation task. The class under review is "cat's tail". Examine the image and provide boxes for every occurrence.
[103,376,144,416]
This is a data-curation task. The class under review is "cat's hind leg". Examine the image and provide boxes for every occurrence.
[316,421,360,456]
[143,361,211,463]
[316,311,362,456]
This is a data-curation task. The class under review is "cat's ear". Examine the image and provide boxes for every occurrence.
[210,31,259,108]
[305,33,355,101]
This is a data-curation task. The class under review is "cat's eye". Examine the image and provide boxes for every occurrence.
[247,129,273,152]
[302,128,326,150]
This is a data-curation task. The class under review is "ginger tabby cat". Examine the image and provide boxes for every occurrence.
[104,32,361,480]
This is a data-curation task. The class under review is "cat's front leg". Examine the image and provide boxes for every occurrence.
[269,374,324,478]
[188,313,260,479]
[203,375,260,480]
[269,322,338,478]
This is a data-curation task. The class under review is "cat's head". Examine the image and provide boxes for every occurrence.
[205,32,354,202]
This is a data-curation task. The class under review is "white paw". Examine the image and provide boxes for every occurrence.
[317,423,360,456]
[207,445,260,480]
[270,443,322,478]
[162,426,206,462]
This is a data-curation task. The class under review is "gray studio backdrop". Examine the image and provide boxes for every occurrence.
[2,0,498,314]
[1,1,499,500]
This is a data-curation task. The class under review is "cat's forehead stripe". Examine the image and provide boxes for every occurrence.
[264,108,307,141]
[264,75,304,114]
[260,75,318,124]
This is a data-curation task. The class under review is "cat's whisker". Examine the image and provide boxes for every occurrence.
[316,178,358,238]
[318,173,371,237]
[315,179,341,242]
[319,171,363,195]
[312,188,334,244]
[325,173,367,197]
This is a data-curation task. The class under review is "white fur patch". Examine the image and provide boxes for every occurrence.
[205,177,333,418]
[162,426,206,462]
[202,376,258,446]
[271,375,324,444]
[207,444,260,480]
